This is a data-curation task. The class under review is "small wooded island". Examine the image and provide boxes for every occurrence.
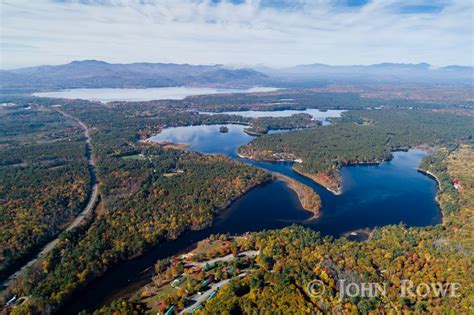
[218,125,229,133]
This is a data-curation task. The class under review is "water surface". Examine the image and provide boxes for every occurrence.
[148,124,441,234]
[64,124,441,313]
[148,124,253,157]
[246,152,441,235]
[200,109,345,125]
[33,86,279,102]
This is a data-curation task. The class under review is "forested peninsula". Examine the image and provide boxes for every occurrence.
[239,109,474,193]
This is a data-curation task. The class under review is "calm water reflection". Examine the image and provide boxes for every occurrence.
[148,124,253,157]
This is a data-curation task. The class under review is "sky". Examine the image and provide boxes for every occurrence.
[0,0,473,69]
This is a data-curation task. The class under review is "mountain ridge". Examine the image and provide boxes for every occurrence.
[1,60,472,92]
[1,61,268,91]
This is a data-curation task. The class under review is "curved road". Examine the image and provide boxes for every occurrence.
[180,250,258,314]
[180,273,247,314]
[1,109,99,290]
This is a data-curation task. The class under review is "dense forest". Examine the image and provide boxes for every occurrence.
[0,105,90,280]
[1,99,271,313]
[178,90,458,112]
[104,145,472,314]
[98,87,468,117]
[239,109,474,192]
[244,113,319,136]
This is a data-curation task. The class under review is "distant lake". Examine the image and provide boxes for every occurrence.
[200,109,346,124]
[32,86,279,102]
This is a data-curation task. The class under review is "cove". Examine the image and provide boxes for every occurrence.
[62,124,441,314]
[62,180,308,314]
[245,151,442,236]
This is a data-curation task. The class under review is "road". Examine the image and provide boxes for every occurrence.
[179,250,258,313]
[1,109,99,290]
[180,273,247,314]
[191,250,259,268]
[57,109,99,233]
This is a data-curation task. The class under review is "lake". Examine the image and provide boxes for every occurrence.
[199,109,346,125]
[63,124,441,313]
[32,86,279,102]
[148,124,441,235]
[148,124,254,157]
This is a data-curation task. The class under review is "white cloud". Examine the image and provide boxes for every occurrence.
[0,0,472,68]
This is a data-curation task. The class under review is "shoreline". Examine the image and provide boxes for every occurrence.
[243,128,266,136]
[236,151,322,217]
[416,168,442,187]
[236,151,303,164]
[273,173,321,218]
[342,228,372,242]
[291,167,342,195]
[56,176,273,314]
[237,148,400,196]
[237,150,342,195]
[416,167,445,224]
[142,139,320,222]
[237,152,322,218]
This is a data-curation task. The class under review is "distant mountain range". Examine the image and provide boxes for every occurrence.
[257,62,474,86]
[0,60,268,91]
[1,60,472,92]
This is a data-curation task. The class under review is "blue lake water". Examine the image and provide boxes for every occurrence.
[148,124,254,157]
[148,124,441,235]
[65,123,441,313]
[246,153,441,235]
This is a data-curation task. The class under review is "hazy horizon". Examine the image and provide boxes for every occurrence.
[2,58,473,71]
